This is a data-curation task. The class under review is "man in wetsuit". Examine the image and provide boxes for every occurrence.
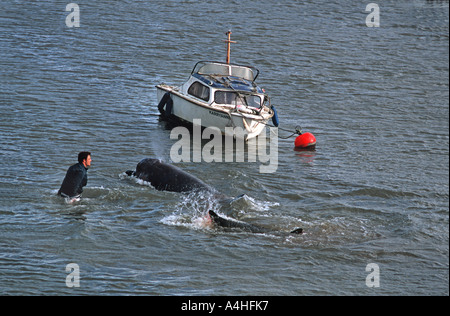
[58,151,92,199]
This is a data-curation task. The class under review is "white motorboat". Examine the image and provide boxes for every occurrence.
[156,32,278,140]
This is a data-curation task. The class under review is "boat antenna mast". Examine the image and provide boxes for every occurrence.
[224,30,236,64]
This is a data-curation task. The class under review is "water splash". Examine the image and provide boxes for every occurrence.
[160,190,221,230]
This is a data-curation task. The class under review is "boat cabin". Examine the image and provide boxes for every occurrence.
[180,61,269,114]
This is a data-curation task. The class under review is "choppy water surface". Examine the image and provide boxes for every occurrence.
[1,0,448,295]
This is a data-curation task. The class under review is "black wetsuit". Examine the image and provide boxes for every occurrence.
[58,163,88,198]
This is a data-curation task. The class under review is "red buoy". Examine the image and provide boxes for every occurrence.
[295,132,316,148]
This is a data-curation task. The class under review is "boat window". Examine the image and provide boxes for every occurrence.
[195,62,257,81]
[215,91,261,109]
[198,64,230,76]
[246,95,262,109]
[188,82,210,101]
[231,67,254,81]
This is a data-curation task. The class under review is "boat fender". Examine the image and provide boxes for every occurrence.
[165,96,173,118]
[271,105,279,127]
[157,92,173,117]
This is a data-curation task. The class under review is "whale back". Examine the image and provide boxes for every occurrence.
[135,158,213,193]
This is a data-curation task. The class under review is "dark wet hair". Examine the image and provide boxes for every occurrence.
[78,151,91,164]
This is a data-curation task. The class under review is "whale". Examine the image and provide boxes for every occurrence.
[125,158,215,193]
[125,159,303,235]
[208,210,303,235]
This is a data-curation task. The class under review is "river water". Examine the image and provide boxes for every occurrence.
[1,0,448,295]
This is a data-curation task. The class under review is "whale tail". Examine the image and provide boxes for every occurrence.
[208,210,228,227]
[290,228,303,234]
[209,210,304,235]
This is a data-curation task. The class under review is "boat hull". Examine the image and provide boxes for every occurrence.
[156,85,272,140]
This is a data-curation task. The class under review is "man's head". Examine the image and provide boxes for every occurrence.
[78,151,91,168]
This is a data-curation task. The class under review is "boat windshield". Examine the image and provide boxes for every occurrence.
[215,91,262,109]
[193,62,259,81]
